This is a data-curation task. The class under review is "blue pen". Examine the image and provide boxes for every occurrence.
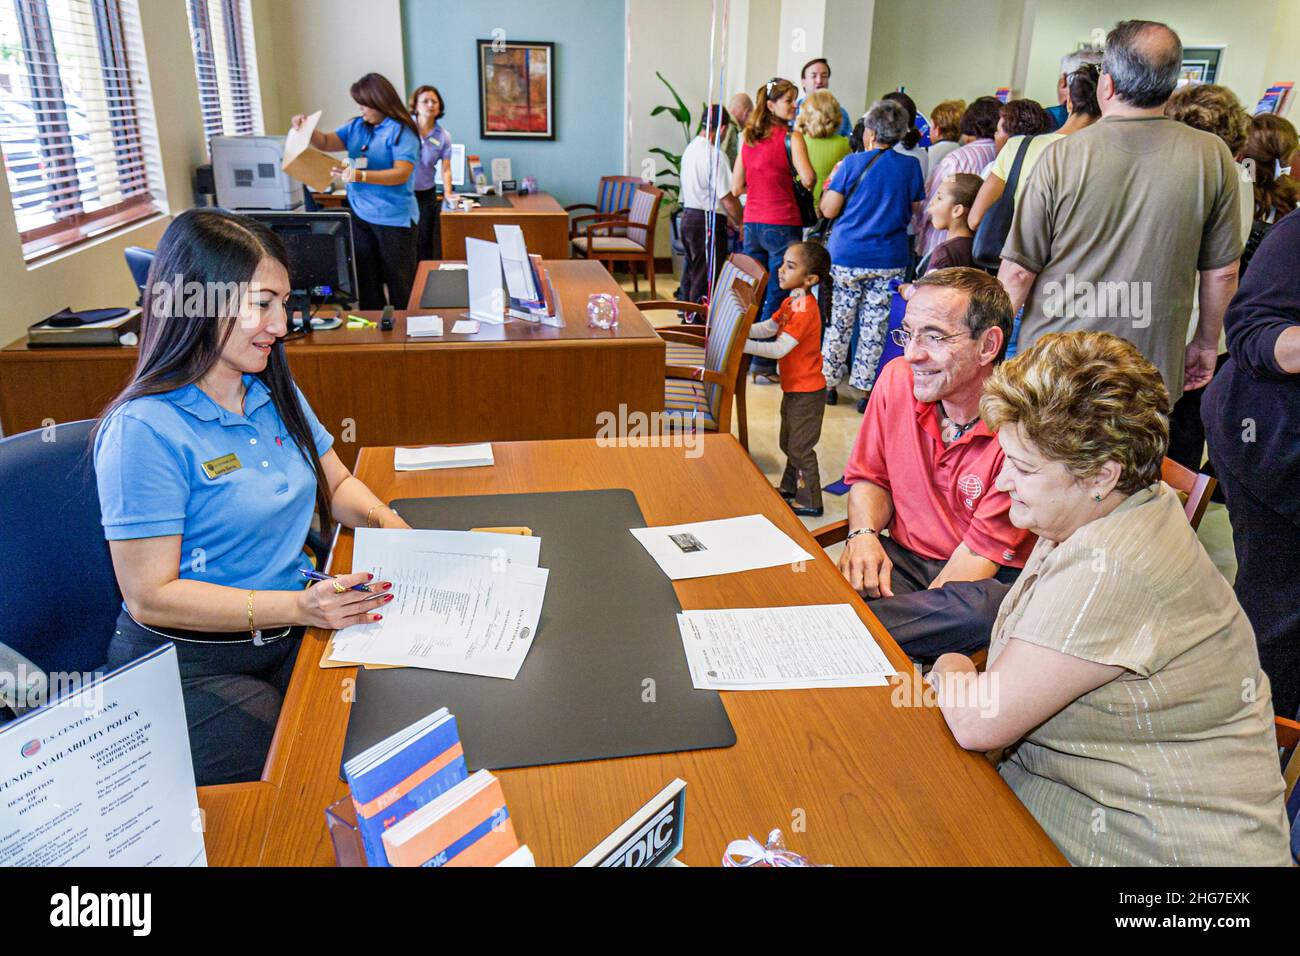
[299,569,376,593]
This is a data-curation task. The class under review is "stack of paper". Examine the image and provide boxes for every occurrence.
[676,604,898,690]
[381,769,522,867]
[330,529,548,679]
[394,443,494,471]
[342,707,469,866]
[406,315,444,337]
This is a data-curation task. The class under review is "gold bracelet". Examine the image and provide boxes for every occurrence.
[367,505,386,528]
[247,590,256,635]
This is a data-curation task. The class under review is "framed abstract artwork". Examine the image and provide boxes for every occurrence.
[477,39,556,140]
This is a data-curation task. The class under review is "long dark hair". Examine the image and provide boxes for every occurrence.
[94,209,334,536]
[882,91,921,150]
[351,72,421,140]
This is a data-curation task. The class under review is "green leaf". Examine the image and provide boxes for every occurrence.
[656,71,691,125]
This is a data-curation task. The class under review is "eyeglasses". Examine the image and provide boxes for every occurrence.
[890,328,972,350]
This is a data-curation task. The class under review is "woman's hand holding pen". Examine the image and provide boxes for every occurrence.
[297,572,394,630]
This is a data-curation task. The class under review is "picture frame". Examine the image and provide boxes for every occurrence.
[477,39,556,141]
[1179,46,1225,87]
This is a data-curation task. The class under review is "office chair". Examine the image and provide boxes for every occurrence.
[124,246,155,306]
[0,420,123,678]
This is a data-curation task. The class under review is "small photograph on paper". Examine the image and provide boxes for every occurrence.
[670,533,707,554]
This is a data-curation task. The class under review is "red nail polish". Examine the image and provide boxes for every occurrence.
[367,573,375,581]
[373,614,383,621]
[385,594,395,603]
[383,582,392,591]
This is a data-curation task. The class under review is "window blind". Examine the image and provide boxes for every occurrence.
[0,0,164,258]
[187,0,262,148]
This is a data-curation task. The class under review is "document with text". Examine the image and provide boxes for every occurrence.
[676,604,898,690]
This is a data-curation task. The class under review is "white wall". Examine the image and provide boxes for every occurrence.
[1024,0,1282,108]
[867,0,1028,114]
[1263,0,1300,119]
[0,0,207,349]
[249,0,405,137]
[823,0,875,122]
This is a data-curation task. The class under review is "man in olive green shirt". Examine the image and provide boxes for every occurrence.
[999,20,1241,400]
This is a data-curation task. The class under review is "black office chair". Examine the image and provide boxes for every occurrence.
[0,420,122,679]
[124,246,154,306]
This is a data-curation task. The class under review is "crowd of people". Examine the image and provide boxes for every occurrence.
[680,18,1299,865]
[18,17,1291,868]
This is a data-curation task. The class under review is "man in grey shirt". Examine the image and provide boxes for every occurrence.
[999,20,1241,401]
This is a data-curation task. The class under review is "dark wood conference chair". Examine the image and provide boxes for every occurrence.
[570,184,664,298]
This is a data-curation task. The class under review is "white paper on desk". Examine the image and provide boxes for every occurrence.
[438,263,469,271]
[494,224,539,303]
[394,443,493,471]
[465,237,506,324]
[406,315,444,337]
[630,514,813,580]
[451,319,480,334]
[676,604,897,690]
[332,529,546,679]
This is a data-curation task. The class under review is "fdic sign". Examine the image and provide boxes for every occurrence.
[575,779,686,867]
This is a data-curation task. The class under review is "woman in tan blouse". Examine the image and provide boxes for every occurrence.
[930,331,1291,866]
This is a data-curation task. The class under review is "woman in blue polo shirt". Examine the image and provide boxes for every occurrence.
[93,208,410,787]
[292,73,421,310]
[409,84,457,261]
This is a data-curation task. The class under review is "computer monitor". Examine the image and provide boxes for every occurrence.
[434,144,467,188]
[244,211,359,328]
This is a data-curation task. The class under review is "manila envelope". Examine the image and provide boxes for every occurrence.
[282,109,340,192]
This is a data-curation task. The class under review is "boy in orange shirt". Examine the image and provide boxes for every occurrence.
[744,241,832,516]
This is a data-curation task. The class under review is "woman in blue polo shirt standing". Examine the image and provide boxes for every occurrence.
[93,208,409,787]
[409,84,457,261]
[292,73,421,310]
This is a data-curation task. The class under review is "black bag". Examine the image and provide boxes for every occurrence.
[972,134,1034,269]
[785,132,818,227]
[807,147,889,242]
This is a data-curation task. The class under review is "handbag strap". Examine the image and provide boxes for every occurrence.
[1001,135,1036,200]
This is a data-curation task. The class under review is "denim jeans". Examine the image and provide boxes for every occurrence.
[743,222,803,324]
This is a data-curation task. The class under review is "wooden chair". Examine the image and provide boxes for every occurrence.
[1160,457,1217,530]
[1278,716,1300,835]
[655,269,760,442]
[637,253,770,451]
[565,175,648,238]
[570,183,664,298]
[809,457,1220,672]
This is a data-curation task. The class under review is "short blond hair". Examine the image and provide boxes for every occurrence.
[980,332,1170,495]
[796,90,844,139]
[930,99,966,142]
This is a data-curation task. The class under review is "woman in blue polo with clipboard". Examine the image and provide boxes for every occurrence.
[292,73,421,310]
[93,208,409,787]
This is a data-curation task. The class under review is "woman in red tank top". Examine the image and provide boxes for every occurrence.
[733,78,817,379]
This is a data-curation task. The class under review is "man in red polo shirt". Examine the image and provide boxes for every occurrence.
[840,267,1035,660]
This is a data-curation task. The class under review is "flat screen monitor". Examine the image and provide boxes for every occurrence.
[435,144,467,188]
[244,210,358,309]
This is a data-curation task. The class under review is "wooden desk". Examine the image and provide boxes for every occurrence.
[440,191,570,261]
[198,436,1064,867]
[0,261,664,470]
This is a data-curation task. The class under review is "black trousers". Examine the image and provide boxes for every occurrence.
[1210,471,1300,721]
[415,188,442,262]
[680,208,728,308]
[779,390,824,509]
[867,535,1018,663]
[106,609,302,786]
[352,214,417,311]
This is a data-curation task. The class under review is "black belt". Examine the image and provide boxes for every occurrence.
[122,609,301,646]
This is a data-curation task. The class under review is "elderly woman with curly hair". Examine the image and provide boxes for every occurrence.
[930,331,1292,866]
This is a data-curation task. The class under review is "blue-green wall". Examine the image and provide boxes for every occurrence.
[401,0,626,207]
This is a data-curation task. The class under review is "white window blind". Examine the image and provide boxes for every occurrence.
[0,0,164,259]
[187,0,262,147]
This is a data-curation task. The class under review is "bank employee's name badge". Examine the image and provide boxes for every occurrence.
[201,453,242,480]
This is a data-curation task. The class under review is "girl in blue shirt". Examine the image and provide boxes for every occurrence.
[292,73,421,310]
[409,84,457,261]
[94,208,410,786]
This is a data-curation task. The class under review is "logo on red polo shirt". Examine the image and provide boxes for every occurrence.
[957,474,984,510]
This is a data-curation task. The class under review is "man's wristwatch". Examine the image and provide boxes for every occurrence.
[845,527,878,543]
